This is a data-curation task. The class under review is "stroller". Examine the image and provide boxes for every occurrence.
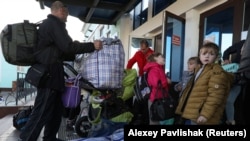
[63,62,133,138]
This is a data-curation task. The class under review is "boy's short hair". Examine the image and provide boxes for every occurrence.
[200,42,219,56]
[188,56,201,65]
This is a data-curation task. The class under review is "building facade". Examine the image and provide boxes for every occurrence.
[82,0,249,82]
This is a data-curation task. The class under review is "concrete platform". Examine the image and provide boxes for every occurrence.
[0,91,82,141]
[0,114,81,141]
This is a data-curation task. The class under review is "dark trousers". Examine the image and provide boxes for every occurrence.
[19,88,63,141]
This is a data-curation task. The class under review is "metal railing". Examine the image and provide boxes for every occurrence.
[5,72,37,106]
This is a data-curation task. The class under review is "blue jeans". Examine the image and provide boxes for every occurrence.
[225,85,241,122]
[19,88,63,141]
[185,120,197,125]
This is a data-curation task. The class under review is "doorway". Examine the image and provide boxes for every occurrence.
[162,11,185,82]
[154,34,162,53]
[199,0,245,54]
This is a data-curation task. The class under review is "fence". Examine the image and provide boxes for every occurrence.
[5,72,37,106]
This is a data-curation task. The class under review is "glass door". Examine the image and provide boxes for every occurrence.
[163,11,185,82]
[199,0,245,56]
[203,7,234,58]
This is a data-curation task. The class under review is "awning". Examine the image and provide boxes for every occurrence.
[39,0,140,25]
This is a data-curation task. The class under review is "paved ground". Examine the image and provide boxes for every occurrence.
[0,91,82,141]
[0,115,81,141]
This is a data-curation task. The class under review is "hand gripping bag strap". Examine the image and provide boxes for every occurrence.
[81,38,125,89]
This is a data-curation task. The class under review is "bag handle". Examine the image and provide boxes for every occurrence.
[73,74,82,87]
[156,81,173,99]
[156,80,168,97]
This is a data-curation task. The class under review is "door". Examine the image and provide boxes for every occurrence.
[163,11,185,82]
[199,0,244,56]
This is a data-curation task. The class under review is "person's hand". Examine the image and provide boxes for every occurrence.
[94,40,102,50]
[223,59,230,65]
[197,116,207,124]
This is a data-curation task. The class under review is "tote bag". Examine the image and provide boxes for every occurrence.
[62,74,81,108]
[81,37,125,89]
[150,82,176,121]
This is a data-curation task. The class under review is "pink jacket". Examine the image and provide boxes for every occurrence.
[143,62,169,102]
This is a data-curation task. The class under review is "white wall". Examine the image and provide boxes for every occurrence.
[116,14,133,68]
[183,9,200,70]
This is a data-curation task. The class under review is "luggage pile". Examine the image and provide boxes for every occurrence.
[62,37,135,139]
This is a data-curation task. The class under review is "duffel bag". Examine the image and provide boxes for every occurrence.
[81,37,125,89]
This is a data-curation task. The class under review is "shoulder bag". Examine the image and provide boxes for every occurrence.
[25,64,49,87]
[150,81,176,121]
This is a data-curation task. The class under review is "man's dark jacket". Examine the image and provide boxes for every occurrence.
[35,14,95,92]
[222,40,245,63]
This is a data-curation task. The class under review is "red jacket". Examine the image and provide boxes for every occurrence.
[143,62,169,102]
[126,48,154,76]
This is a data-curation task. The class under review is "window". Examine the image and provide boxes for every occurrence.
[153,0,176,16]
[203,7,234,58]
[133,0,148,30]
[200,0,245,57]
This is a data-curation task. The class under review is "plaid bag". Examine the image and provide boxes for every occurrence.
[81,38,125,89]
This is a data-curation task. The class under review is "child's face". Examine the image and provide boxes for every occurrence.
[199,48,217,65]
[187,60,198,72]
[155,55,165,65]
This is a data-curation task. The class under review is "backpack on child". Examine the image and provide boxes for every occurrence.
[130,71,151,125]
[134,72,151,102]
[0,20,42,66]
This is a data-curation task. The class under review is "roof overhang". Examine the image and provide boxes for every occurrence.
[38,0,140,25]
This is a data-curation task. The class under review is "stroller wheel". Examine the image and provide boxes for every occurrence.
[75,116,92,137]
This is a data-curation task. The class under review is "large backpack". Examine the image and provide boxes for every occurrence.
[0,20,41,66]
[130,72,151,125]
[134,72,151,102]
